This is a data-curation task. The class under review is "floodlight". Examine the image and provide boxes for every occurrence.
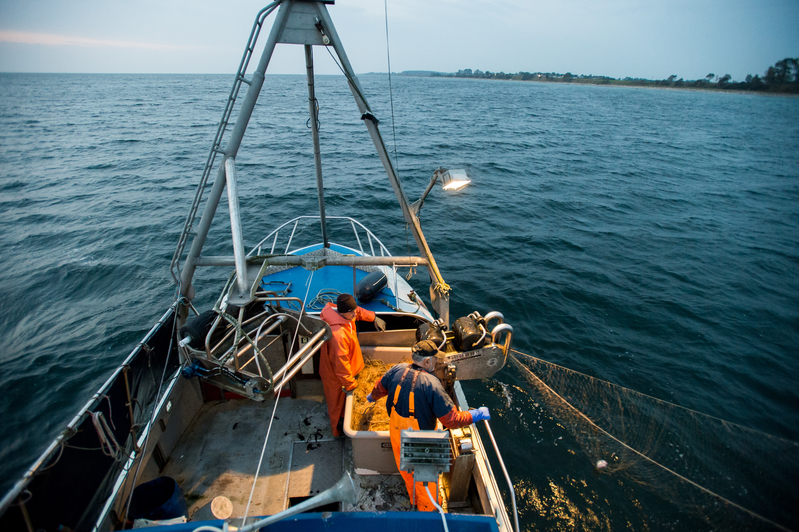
[440,169,470,191]
[411,167,471,217]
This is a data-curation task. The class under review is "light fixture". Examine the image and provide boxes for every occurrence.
[410,167,470,217]
[440,169,470,191]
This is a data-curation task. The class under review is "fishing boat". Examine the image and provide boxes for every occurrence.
[0,1,519,531]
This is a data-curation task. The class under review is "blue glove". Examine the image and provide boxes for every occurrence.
[469,406,490,423]
[366,393,375,403]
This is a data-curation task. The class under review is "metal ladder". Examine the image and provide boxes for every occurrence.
[170,1,281,285]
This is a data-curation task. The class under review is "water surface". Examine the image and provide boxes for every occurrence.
[1,73,797,530]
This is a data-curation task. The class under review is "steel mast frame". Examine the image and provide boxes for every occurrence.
[173,0,450,323]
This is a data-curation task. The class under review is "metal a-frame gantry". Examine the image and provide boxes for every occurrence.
[174,0,450,325]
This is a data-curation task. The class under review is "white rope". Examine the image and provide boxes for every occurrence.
[91,412,122,460]
[424,484,449,532]
[240,270,316,525]
[306,288,341,311]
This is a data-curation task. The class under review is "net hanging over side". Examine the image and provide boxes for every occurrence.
[510,351,799,532]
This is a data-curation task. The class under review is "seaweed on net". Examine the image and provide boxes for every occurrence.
[351,358,410,432]
[510,351,799,532]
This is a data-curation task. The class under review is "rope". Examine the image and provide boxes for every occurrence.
[306,288,341,311]
[91,412,123,460]
[324,47,371,118]
[35,443,65,472]
[241,270,316,525]
[433,281,451,295]
[510,351,793,532]
[306,97,321,130]
[122,304,180,524]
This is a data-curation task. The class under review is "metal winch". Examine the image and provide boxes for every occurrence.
[416,311,513,384]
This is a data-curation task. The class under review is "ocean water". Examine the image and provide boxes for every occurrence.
[1,72,798,530]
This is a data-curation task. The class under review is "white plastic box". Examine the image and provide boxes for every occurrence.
[343,345,412,475]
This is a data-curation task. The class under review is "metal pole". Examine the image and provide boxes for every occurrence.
[305,44,329,249]
[194,255,427,268]
[315,4,450,324]
[483,420,520,532]
[225,158,249,300]
[179,1,292,300]
[272,328,327,383]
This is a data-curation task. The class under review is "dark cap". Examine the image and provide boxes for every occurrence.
[337,293,357,314]
[412,339,442,358]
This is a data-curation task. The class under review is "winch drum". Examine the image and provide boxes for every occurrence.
[452,316,487,351]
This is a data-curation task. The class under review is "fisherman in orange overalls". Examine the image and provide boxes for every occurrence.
[320,293,386,437]
[367,339,491,511]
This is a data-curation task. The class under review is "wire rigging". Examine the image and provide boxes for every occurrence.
[384,0,400,176]
[241,270,317,524]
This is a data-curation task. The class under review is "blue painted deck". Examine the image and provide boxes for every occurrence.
[260,243,396,313]
[260,266,396,314]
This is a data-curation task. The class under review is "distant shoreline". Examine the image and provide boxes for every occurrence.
[393,67,799,96]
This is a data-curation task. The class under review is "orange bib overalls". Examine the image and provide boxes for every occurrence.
[388,366,441,512]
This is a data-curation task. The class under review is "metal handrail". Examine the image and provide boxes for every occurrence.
[482,420,520,532]
[491,323,514,356]
[250,215,392,258]
[272,328,328,387]
[170,2,281,285]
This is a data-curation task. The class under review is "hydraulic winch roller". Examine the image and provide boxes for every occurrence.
[416,311,513,383]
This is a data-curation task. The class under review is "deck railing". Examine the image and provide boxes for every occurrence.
[249,216,391,258]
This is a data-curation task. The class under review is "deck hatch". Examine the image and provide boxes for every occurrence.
[287,439,343,499]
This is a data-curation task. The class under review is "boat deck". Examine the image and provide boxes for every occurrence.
[161,383,414,521]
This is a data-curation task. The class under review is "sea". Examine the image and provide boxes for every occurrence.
[1,72,797,531]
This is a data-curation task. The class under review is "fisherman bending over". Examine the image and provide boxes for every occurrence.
[367,339,490,511]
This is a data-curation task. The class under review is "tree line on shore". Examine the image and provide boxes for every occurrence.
[426,58,799,93]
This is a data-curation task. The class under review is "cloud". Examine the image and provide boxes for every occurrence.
[0,30,196,51]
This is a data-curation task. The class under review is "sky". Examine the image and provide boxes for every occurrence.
[0,0,797,81]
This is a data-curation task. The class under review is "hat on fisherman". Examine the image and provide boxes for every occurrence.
[337,293,357,314]
[412,339,443,358]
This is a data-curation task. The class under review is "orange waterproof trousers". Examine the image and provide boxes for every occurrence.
[388,369,440,511]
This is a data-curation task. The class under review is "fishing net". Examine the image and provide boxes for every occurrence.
[510,351,799,531]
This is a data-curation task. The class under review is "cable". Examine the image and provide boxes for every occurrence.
[424,484,449,532]
[122,304,180,524]
[306,97,321,130]
[324,47,370,111]
[383,0,400,176]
